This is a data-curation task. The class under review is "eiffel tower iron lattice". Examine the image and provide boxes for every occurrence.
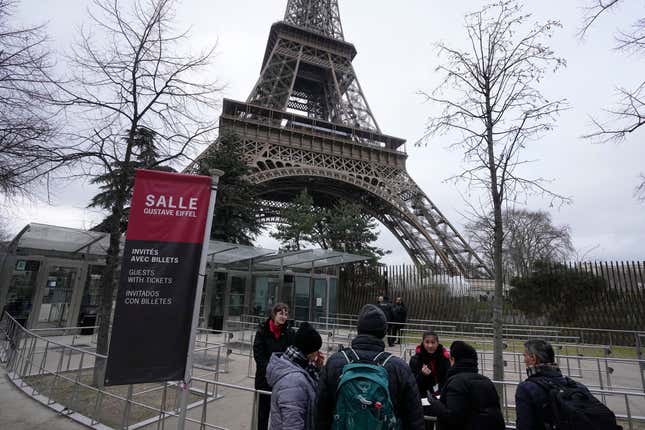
[194,0,492,278]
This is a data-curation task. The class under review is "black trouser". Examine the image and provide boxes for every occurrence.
[387,324,396,347]
[257,391,271,430]
[391,324,401,344]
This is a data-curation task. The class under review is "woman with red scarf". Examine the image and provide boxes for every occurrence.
[253,303,295,430]
[409,331,450,429]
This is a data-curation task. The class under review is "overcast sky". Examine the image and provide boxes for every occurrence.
[5,0,644,264]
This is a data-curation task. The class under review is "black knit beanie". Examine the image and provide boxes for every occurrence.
[295,322,323,355]
[449,340,478,363]
[357,304,387,339]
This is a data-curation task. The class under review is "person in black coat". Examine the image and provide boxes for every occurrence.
[252,302,295,430]
[391,297,408,344]
[315,304,425,430]
[425,341,505,430]
[409,331,451,398]
[515,339,600,430]
[377,295,396,347]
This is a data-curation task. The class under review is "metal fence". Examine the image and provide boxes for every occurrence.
[2,311,645,429]
[339,261,645,345]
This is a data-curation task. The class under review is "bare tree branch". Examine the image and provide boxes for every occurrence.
[580,0,645,163]
[419,0,568,385]
[466,208,574,276]
[578,0,620,39]
[0,0,69,197]
[636,173,645,201]
[52,0,223,385]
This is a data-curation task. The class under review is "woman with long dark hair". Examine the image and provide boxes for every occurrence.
[409,331,451,398]
[253,302,295,430]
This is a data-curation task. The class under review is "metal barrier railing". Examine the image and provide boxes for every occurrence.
[2,311,644,430]
[325,312,645,350]
[0,312,229,429]
[235,314,645,393]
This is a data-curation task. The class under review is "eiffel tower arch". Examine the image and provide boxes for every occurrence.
[199,0,492,278]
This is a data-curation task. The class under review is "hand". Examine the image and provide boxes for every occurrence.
[421,364,431,376]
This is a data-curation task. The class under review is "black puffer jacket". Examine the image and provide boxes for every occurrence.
[426,359,505,430]
[409,343,451,396]
[315,334,425,430]
[252,318,295,390]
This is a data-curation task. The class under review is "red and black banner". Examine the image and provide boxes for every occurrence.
[105,169,212,386]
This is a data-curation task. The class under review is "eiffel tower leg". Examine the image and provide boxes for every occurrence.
[242,154,490,278]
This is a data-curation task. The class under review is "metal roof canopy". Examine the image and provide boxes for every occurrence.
[10,223,110,255]
[8,225,371,270]
[207,240,370,270]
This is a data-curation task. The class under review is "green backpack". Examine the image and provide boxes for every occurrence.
[332,348,400,430]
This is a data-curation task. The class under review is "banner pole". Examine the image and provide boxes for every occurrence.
[177,169,223,430]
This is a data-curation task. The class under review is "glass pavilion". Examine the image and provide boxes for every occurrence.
[0,223,370,330]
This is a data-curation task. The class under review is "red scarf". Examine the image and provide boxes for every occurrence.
[269,319,283,340]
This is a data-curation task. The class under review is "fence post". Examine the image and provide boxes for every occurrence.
[635,333,645,393]
[121,384,134,429]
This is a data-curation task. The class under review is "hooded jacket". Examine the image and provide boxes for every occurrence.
[409,343,451,396]
[253,318,295,390]
[266,352,317,430]
[426,358,505,430]
[315,334,425,430]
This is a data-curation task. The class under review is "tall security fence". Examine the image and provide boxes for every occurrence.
[338,261,645,345]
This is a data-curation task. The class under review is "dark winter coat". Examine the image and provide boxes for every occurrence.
[266,353,317,430]
[377,301,393,321]
[252,318,295,390]
[391,303,408,323]
[426,358,505,430]
[409,343,451,396]
[314,334,425,430]
[515,365,582,430]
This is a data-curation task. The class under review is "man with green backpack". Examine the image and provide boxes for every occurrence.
[315,304,425,429]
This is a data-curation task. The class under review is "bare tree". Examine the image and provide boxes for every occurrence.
[0,215,9,242]
[637,174,645,201]
[0,0,67,197]
[56,0,221,385]
[580,0,645,195]
[420,0,569,384]
[466,208,574,277]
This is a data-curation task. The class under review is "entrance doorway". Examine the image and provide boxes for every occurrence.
[38,265,77,328]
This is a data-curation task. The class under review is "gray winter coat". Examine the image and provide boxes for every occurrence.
[266,353,317,430]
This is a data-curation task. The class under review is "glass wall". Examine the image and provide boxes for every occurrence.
[207,272,227,329]
[4,259,40,325]
[281,275,294,312]
[252,275,279,318]
[38,266,77,328]
[80,265,103,310]
[311,278,327,323]
[228,275,246,318]
[294,276,310,322]
[328,277,337,317]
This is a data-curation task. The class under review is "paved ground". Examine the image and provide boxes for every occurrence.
[0,365,86,430]
[1,329,643,429]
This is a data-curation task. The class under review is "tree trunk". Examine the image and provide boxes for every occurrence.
[92,131,136,387]
[93,198,126,387]
[484,83,505,394]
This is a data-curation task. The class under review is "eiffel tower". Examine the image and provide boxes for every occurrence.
[201,0,491,278]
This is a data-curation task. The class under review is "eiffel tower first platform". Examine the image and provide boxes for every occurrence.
[198,0,491,278]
